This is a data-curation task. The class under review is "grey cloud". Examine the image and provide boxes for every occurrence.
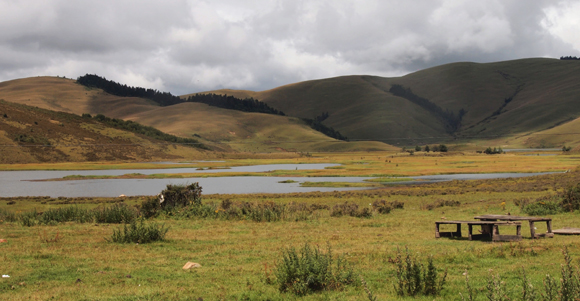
[0,0,578,95]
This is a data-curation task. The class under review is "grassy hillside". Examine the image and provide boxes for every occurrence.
[0,101,209,163]
[125,102,393,153]
[0,77,395,154]
[206,76,452,146]
[206,58,580,148]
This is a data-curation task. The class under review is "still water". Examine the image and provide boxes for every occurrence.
[0,163,557,197]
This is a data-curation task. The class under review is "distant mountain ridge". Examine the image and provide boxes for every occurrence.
[1,57,579,153]
[204,58,580,147]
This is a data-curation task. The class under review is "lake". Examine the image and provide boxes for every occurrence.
[0,163,559,197]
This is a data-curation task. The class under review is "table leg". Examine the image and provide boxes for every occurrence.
[468,224,473,241]
[547,220,553,233]
[517,224,521,236]
[493,225,499,240]
[456,224,462,237]
[529,221,536,239]
[435,223,440,238]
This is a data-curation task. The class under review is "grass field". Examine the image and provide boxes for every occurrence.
[1,152,580,300]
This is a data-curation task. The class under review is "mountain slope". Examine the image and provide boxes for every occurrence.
[206,58,580,146]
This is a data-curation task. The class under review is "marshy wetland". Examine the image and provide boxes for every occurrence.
[1,151,580,300]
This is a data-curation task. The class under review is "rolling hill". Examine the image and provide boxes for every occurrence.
[0,77,395,155]
[203,58,580,148]
[0,100,210,163]
[2,57,579,156]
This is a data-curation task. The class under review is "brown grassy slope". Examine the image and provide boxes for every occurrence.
[0,101,209,163]
[486,115,580,149]
[126,102,395,152]
[0,77,396,152]
[0,77,92,114]
[203,58,580,146]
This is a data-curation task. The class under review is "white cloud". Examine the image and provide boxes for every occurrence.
[541,1,580,52]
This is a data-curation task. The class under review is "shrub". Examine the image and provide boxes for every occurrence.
[107,218,169,244]
[560,183,580,212]
[371,200,392,214]
[424,199,460,210]
[140,196,161,218]
[560,247,580,301]
[19,210,38,227]
[159,183,202,209]
[39,206,93,224]
[0,209,16,223]
[390,200,405,209]
[331,202,372,218]
[394,248,447,297]
[484,147,504,154]
[275,243,355,296]
[93,204,138,223]
[521,196,562,215]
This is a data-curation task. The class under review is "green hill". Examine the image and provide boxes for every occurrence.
[204,58,580,148]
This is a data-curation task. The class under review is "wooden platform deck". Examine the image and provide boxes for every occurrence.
[553,228,580,235]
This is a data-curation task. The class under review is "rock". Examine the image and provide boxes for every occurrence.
[183,262,202,270]
[0,239,7,243]
[118,194,126,198]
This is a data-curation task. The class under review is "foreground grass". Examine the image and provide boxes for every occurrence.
[2,169,580,300]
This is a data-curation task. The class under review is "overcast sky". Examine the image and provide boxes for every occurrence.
[1,0,579,95]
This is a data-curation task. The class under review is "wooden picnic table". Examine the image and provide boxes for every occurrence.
[474,215,553,239]
[435,220,522,242]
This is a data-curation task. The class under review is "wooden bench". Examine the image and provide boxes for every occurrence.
[474,215,553,239]
[435,220,522,242]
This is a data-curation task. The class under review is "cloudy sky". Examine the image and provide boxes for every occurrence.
[1,0,579,95]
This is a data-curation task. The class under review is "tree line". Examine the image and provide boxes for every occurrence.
[560,56,580,60]
[183,93,284,115]
[76,74,284,115]
[389,84,465,132]
[303,113,348,141]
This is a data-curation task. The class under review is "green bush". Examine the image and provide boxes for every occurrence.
[275,243,355,296]
[0,209,16,223]
[39,206,93,224]
[394,248,447,297]
[93,204,138,223]
[140,197,161,218]
[107,219,169,244]
[159,183,202,209]
[19,210,38,227]
[521,196,562,215]
[561,183,580,212]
